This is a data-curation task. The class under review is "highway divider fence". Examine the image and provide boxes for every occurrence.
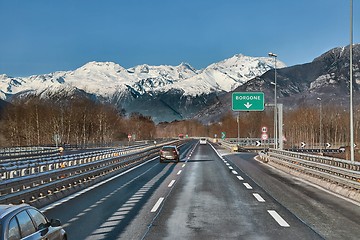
[0,140,182,208]
[259,149,360,201]
[0,146,59,158]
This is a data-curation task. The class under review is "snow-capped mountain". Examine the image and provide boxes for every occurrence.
[0,54,285,122]
[196,44,360,123]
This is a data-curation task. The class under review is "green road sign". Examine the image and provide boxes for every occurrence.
[221,132,226,140]
[232,92,264,111]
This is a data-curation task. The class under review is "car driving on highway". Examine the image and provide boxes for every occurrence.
[0,204,67,240]
[160,146,180,163]
[199,138,207,145]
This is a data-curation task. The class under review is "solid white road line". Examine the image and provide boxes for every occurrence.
[231,170,238,175]
[237,176,244,181]
[168,180,176,188]
[151,197,164,212]
[253,193,265,202]
[268,210,290,227]
[243,183,253,189]
[177,170,182,175]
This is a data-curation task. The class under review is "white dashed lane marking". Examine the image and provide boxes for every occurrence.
[253,193,265,202]
[177,170,182,175]
[237,176,244,180]
[151,198,164,212]
[268,210,290,227]
[211,143,290,229]
[243,183,253,189]
[168,180,176,188]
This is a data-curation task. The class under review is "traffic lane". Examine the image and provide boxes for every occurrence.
[42,140,196,239]
[42,157,174,239]
[144,143,322,240]
[225,152,360,239]
[118,142,196,239]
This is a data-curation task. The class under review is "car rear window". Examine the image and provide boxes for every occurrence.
[162,147,176,151]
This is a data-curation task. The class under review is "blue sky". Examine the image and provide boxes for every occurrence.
[0,0,358,77]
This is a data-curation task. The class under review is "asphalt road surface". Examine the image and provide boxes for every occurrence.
[42,141,360,239]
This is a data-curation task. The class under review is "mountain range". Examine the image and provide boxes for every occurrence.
[196,44,360,123]
[0,44,359,124]
[0,54,286,122]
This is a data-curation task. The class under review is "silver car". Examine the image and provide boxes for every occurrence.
[160,146,180,163]
[0,204,67,240]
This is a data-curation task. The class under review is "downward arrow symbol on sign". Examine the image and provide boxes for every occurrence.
[244,102,252,108]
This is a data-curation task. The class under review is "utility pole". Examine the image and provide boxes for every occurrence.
[268,52,278,149]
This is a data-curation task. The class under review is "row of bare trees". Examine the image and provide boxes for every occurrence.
[285,106,359,148]
[0,96,156,147]
[157,107,360,149]
[0,95,358,149]
[155,111,274,139]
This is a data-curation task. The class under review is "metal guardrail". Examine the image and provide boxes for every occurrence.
[0,146,59,158]
[0,146,141,180]
[263,149,360,190]
[218,139,264,151]
[0,140,182,206]
[218,140,234,151]
[225,138,275,145]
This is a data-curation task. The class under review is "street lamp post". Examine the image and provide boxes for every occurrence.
[317,97,322,153]
[349,0,355,162]
[269,52,278,149]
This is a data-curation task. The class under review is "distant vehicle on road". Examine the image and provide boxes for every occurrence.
[0,204,67,240]
[160,146,180,163]
[199,138,207,145]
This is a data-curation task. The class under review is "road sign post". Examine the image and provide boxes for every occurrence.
[232,92,265,111]
[261,133,268,151]
[261,126,268,150]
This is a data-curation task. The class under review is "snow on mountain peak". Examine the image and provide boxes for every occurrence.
[74,61,126,76]
[0,54,286,100]
[178,62,197,72]
[169,54,287,95]
[0,74,10,80]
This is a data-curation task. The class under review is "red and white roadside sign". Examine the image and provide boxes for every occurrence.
[128,134,132,140]
[261,126,268,133]
[261,133,268,140]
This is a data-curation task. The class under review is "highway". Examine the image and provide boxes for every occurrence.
[42,140,360,239]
